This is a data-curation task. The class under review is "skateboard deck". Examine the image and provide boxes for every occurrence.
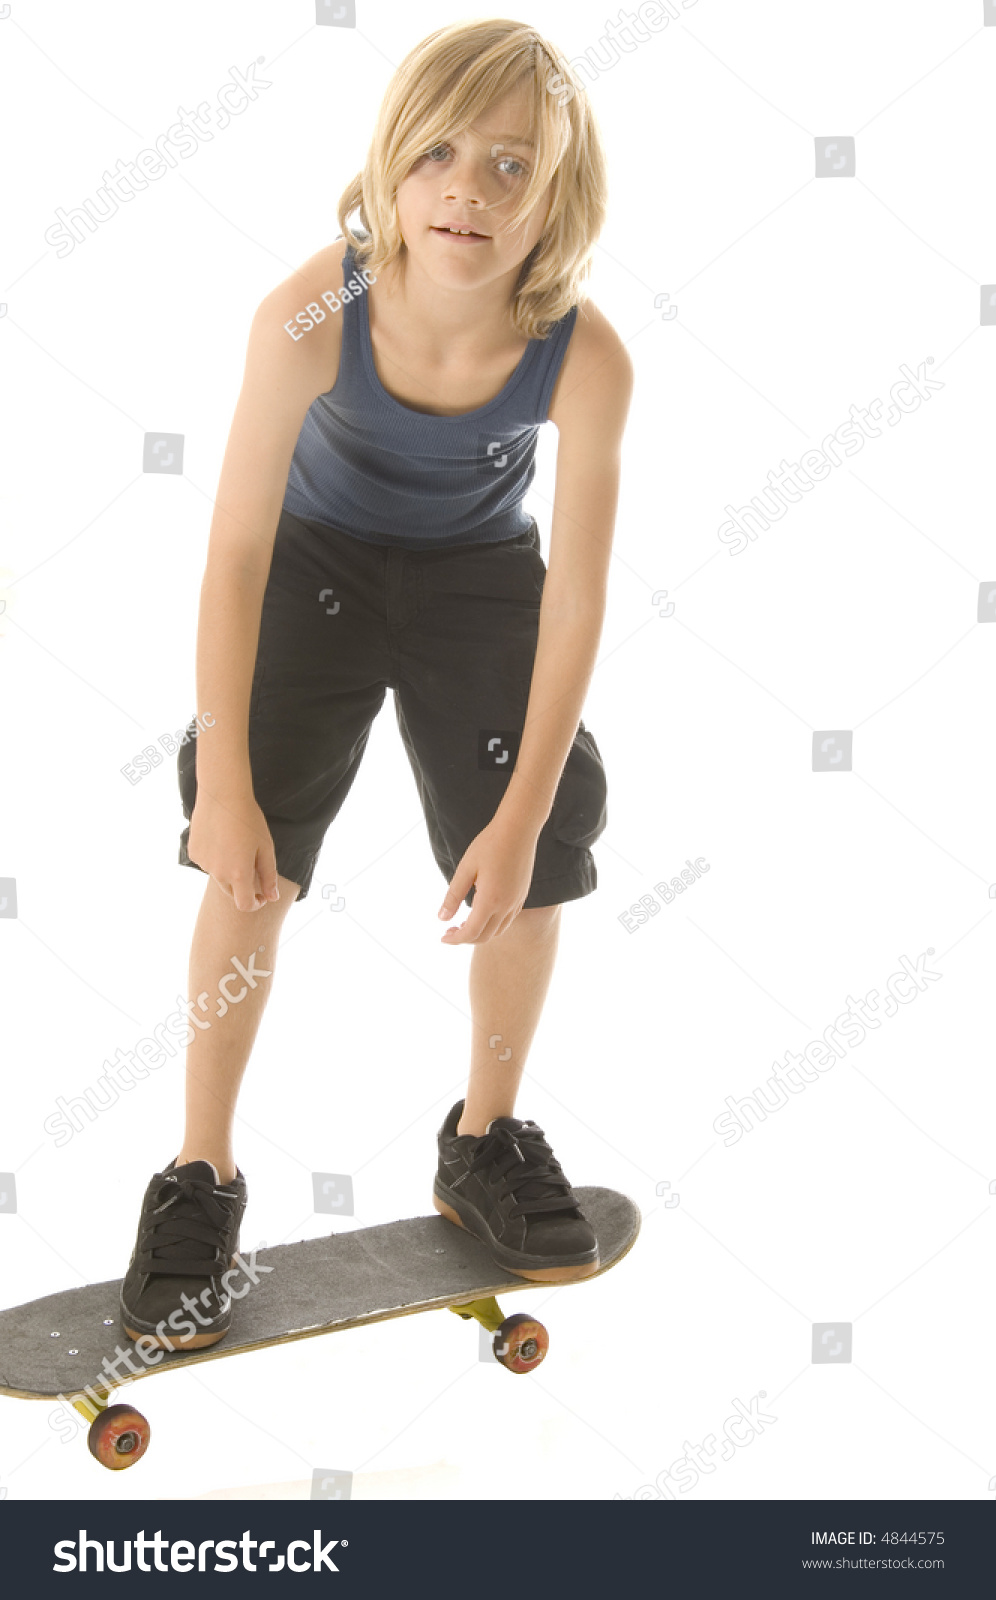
[0,1186,640,1470]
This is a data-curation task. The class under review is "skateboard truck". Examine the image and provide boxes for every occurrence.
[448,1296,550,1373]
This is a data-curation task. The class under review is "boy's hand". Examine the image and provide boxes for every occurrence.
[437,817,539,945]
[188,788,281,913]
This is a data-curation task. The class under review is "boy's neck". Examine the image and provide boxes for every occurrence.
[374,245,527,356]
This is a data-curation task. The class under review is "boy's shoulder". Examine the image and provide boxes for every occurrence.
[548,298,634,430]
[256,238,353,396]
[262,237,349,309]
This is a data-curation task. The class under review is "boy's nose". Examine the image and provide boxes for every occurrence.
[442,181,488,206]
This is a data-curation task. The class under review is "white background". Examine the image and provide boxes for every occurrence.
[0,0,994,1502]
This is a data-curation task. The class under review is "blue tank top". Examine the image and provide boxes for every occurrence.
[282,240,579,547]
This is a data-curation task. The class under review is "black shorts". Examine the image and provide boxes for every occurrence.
[177,508,607,907]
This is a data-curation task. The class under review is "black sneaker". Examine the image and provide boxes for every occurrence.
[433,1101,599,1281]
[119,1159,247,1350]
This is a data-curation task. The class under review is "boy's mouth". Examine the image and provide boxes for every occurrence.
[431,225,490,241]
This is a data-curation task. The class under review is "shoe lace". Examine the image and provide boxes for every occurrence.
[136,1171,238,1277]
[464,1121,580,1221]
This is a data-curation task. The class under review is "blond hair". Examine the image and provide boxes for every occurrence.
[335,19,608,339]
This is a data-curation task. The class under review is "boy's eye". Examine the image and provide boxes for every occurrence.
[423,142,527,178]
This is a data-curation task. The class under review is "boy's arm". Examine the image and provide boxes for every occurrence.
[496,307,634,834]
[193,247,346,802]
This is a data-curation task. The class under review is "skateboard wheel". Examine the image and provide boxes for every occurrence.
[86,1404,150,1470]
[493,1313,549,1374]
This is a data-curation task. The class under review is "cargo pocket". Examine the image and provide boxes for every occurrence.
[177,717,197,823]
[248,661,267,723]
[493,524,545,604]
[550,720,608,850]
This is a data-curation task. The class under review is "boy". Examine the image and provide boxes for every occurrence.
[120,22,632,1351]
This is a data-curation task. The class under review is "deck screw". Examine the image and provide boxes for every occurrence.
[50,1331,61,1338]
[68,1349,78,1355]
[103,1318,114,1326]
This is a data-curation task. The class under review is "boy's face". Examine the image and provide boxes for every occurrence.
[396,85,553,288]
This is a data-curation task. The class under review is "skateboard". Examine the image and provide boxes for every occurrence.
[0,1186,639,1471]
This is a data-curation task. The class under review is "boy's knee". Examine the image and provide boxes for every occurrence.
[516,903,561,931]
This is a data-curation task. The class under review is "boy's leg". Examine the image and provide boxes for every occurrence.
[175,871,301,1183]
[458,903,561,1137]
